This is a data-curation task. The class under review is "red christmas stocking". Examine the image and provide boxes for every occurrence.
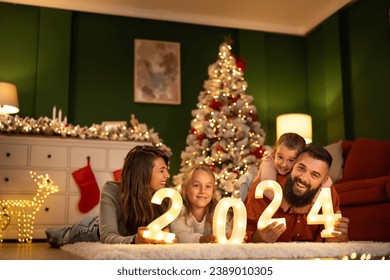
[113,169,122,181]
[72,158,100,213]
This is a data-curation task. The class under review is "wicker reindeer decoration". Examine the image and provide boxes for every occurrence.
[0,172,59,243]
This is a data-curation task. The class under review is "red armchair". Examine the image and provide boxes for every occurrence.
[330,138,390,242]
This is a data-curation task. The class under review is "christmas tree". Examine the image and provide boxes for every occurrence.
[173,39,267,198]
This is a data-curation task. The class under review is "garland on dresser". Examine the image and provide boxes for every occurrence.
[0,114,172,157]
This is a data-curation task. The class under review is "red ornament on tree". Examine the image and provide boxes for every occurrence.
[250,146,265,159]
[210,98,223,111]
[236,59,246,72]
[196,134,205,141]
[249,113,259,122]
[231,53,246,72]
[229,96,239,104]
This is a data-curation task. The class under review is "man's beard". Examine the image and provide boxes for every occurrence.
[283,176,321,207]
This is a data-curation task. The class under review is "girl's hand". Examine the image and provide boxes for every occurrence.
[199,234,217,243]
[226,230,248,243]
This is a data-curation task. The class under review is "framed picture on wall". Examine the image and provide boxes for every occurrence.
[134,39,181,105]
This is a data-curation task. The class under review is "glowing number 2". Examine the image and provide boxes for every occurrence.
[142,188,183,243]
[255,180,286,230]
[212,197,246,244]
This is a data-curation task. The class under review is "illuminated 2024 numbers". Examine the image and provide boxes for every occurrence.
[307,187,342,238]
[212,197,246,244]
[143,181,341,243]
[255,180,286,229]
[142,188,183,243]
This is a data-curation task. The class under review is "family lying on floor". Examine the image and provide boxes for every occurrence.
[45,133,349,246]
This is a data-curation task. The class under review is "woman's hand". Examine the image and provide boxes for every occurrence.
[135,227,177,244]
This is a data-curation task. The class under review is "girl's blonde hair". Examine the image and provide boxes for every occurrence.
[181,165,218,224]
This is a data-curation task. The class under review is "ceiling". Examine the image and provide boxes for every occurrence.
[1,0,356,36]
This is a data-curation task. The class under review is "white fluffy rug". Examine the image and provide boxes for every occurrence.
[61,241,390,260]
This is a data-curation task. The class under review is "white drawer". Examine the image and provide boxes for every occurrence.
[0,169,36,193]
[30,145,68,168]
[68,194,99,224]
[35,195,66,224]
[0,144,28,167]
[108,149,128,169]
[0,194,66,225]
[70,147,106,169]
[0,169,67,194]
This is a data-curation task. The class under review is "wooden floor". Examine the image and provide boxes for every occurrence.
[0,241,85,260]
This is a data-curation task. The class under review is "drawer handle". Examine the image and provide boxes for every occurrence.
[4,177,9,182]
[6,152,10,157]
[47,154,52,159]
[45,207,49,212]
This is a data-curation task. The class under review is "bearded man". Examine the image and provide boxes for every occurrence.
[245,145,349,243]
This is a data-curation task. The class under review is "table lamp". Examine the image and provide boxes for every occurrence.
[0,82,19,115]
[276,113,312,144]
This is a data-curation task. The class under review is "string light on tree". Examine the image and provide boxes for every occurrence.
[174,37,268,198]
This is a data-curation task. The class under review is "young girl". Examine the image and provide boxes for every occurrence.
[239,133,306,200]
[45,145,171,246]
[170,165,229,243]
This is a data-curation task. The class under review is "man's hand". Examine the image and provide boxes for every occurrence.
[326,212,350,242]
[251,221,286,243]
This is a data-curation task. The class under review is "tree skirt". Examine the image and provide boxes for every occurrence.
[61,241,390,260]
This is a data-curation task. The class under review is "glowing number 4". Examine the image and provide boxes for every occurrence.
[307,188,342,238]
[255,180,286,229]
[142,188,183,243]
[212,197,246,244]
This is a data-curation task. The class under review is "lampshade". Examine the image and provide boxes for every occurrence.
[276,113,312,144]
[0,82,19,115]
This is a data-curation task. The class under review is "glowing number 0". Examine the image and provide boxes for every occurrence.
[255,180,286,230]
[212,197,246,244]
[142,188,183,243]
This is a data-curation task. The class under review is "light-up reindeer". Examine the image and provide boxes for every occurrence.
[0,171,59,243]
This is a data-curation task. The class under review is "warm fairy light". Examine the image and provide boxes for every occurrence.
[0,171,59,243]
[213,197,246,244]
[307,188,342,238]
[255,180,286,230]
[143,188,183,243]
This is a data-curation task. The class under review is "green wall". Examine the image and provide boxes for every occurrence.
[307,14,345,144]
[1,0,389,178]
[340,0,390,140]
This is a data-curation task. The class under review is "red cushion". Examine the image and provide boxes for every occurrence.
[342,138,390,181]
[335,176,390,206]
[340,203,390,241]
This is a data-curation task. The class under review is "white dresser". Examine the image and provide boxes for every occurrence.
[0,134,147,240]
